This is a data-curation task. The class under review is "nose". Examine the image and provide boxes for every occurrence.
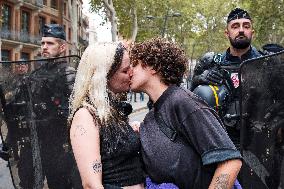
[128,67,133,76]
[239,25,244,32]
[41,43,48,49]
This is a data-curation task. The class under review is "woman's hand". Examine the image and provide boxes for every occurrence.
[130,121,141,133]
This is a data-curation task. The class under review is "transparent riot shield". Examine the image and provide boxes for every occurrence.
[0,56,81,189]
[240,51,284,189]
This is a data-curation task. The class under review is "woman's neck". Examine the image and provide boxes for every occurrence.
[145,82,169,103]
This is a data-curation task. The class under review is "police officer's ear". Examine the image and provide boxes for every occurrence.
[59,41,67,55]
[224,28,230,39]
[251,28,255,38]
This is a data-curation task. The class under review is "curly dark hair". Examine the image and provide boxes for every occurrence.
[130,37,187,85]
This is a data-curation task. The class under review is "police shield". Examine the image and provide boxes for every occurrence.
[239,51,284,189]
[0,56,81,189]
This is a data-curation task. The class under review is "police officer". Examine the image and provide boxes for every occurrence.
[6,24,77,189]
[35,24,76,188]
[15,61,29,75]
[191,8,262,149]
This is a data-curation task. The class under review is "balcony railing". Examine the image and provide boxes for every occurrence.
[1,29,41,45]
[22,0,43,8]
[36,0,43,6]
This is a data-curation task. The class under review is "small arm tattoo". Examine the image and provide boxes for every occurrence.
[92,160,102,173]
[73,125,87,137]
[214,174,230,189]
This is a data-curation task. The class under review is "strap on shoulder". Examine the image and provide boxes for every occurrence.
[154,110,177,142]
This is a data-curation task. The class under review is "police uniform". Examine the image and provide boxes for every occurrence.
[191,9,262,149]
[4,24,77,189]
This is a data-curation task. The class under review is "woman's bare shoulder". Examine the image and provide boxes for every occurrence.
[72,107,96,125]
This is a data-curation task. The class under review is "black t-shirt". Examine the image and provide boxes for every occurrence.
[140,85,242,189]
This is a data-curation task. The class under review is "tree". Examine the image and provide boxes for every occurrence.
[90,0,118,41]
[68,0,79,55]
[89,0,284,58]
[0,3,3,61]
[242,0,284,46]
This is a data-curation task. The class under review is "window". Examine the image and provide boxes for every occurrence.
[51,20,57,24]
[51,0,57,9]
[2,4,11,31]
[1,50,10,61]
[68,27,71,41]
[64,2,67,16]
[39,16,46,35]
[21,52,30,61]
[21,10,30,33]
[1,50,12,70]
[63,25,66,34]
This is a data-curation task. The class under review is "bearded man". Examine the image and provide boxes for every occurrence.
[191,8,262,149]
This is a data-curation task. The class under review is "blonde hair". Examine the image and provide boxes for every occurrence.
[69,42,120,124]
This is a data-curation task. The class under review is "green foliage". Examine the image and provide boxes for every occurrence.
[89,0,284,58]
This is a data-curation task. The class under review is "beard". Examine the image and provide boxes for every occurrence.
[229,34,252,49]
[42,52,61,58]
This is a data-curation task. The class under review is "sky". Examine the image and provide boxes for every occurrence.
[82,0,112,42]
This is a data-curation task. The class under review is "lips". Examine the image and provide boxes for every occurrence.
[236,35,246,40]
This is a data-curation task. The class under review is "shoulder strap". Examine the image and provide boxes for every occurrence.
[154,110,178,142]
[154,109,193,146]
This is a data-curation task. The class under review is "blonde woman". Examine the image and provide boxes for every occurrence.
[69,43,145,189]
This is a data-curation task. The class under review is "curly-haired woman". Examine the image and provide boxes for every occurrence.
[69,42,145,189]
[129,38,242,189]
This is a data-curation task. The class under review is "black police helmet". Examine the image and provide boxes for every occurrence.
[227,8,251,23]
[262,43,284,53]
[42,24,66,40]
[193,84,231,112]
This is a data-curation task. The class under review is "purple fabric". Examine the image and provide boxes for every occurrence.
[233,180,242,189]
[146,177,242,189]
[146,177,178,189]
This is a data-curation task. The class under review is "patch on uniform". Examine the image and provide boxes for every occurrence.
[231,73,239,88]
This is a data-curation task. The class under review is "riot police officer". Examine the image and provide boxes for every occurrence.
[34,24,76,188]
[4,24,77,189]
[191,8,262,149]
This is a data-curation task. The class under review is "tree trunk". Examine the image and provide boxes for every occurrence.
[0,13,2,61]
[0,30,2,61]
[68,0,78,55]
[102,0,117,42]
[130,2,138,42]
[280,36,284,44]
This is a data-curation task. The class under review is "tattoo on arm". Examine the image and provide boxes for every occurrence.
[214,174,230,189]
[92,160,102,173]
[73,125,87,137]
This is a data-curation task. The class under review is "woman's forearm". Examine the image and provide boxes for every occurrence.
[208,159,242,189]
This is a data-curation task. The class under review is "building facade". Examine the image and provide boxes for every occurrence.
[0,0,88,66]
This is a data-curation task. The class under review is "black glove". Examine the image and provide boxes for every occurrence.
[195,69,224,86]
[0,144,9,161]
